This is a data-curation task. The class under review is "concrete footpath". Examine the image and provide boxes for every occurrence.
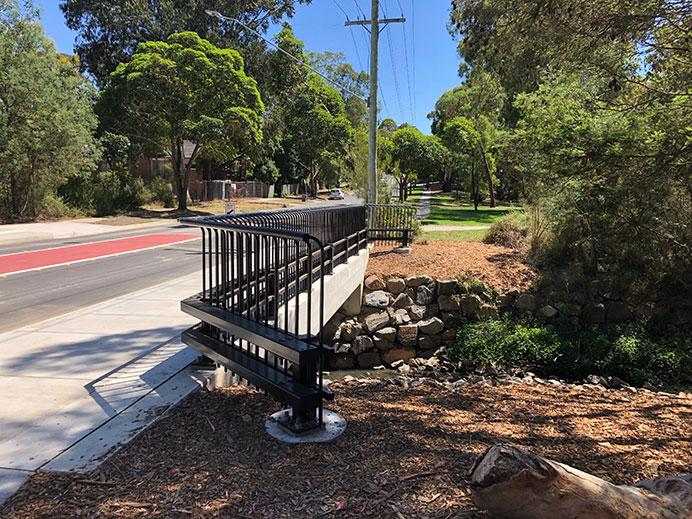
[0,218,171,246]
[0,271,205,504]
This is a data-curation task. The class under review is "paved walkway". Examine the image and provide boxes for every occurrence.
[0,272,205,504]
[416,190,432,220]
[0,218,170,246]
[422,224,491,232]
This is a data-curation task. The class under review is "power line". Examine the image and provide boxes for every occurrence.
[385,26,405,120]
[206,10,367,102]
[331,0,350,19]
[411,0,417,125]
[348,26,366,72]
[351,0,366,18]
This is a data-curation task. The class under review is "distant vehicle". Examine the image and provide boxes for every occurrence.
[328,188,345,200]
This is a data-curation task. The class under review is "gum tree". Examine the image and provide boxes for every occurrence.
[98,32,264,210]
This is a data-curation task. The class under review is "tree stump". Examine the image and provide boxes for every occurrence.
[469,444,692,519]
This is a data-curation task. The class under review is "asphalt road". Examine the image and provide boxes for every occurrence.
[0,224,201,333]
[0,197,364,334]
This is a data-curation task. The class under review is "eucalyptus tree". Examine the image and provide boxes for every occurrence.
[98,32,264,210]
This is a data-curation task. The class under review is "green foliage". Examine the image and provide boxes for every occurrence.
[98,31,264,210]
[483,211,528,249]
[0,1,99,222]
[60,0,310,86]
[450,318,692,387]
[92,170,145,216]
[145,177,175,208]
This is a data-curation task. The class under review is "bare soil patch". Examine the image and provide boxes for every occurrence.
[3,383,690,518]
[368,241,536,291]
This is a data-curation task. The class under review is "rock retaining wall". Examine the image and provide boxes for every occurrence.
[325,273,653,370]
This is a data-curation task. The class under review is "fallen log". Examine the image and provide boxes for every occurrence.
[469,444,692,519]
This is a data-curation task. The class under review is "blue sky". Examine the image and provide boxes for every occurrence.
[34,0,462,133]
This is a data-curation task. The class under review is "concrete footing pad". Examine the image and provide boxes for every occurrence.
[393,246,412,254]
[265,409,346,444]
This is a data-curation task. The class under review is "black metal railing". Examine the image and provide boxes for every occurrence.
[366,204,418,247]
[179,205,368,433]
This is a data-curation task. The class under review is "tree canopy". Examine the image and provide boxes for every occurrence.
[60,0,312,85]
[0,1,99,221]
[98,31,264,210]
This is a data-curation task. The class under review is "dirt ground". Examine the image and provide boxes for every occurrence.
[3,382,690,518]
[368,241,536,291]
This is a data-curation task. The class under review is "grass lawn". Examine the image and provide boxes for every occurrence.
[421,229,487,241]
[407,189,519,227]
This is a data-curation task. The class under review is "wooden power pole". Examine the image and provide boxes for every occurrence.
[346,1,405,204]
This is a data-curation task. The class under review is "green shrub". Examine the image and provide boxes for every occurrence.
[450,318,691,387]
[483,211,528,249]
[146,177,175,208]
[92,170,145,216]
[38,192,82,220]
[453,318,559,369]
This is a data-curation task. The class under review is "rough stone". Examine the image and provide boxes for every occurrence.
[374,326,397,342]
[364,290,390,309]
[332,342,352,355]
[338,320,362,342]
[397,323,418,346]
[586,374,609,387]
[391,308,411,325]
[515,294,537,311]
[363,311,391,333]
[437,279,459,296]
[357,350,382,368]
[459,294,482,316]
[418,317,444,335]
[374,339,395,351]
[438,295,459,311]
[352,335,375,355]
[415,285,435,305]
[323,312,344,342]
[441,329,456,343]
[497,292,517,309]
[583,303,606,324]
[424,304,439,318]
[539,305,559,318]
[392,292,413,308]
[364,275,385,291]
[328,354,354,370]
[478,303,499,320]
[606,301,632,323]
[419,334,442,350]
[382,347,416,365]
[386,277,406,295]
[405,275,433,287]
[407,305,426,321]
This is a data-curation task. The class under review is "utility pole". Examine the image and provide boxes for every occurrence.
[346,3,405,205]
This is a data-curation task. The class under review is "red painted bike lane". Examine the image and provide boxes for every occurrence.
[0,233,199,275]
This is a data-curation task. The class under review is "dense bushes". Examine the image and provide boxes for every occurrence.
[450,318,691,387]
[483,211,528,249]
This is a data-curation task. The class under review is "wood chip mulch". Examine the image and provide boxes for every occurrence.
[3,382,690,518]
[367,242,536,291]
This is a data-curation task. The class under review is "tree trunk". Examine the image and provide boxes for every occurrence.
[478,140,496,207]
[399,180,405,202]
[469,444,692,519]
[470,157,478,211]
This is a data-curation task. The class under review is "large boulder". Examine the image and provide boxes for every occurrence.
[419,334,442,350]
[397,323,418,346]
[460,294,482,316]
[408,305,426,321]
[418,317,444,335]
[338,320,362,342]
[352,335,375,355]
[438,295,459,311]
[478,304,499,320]
[391,308,411,325]
[364,290,390,309]
[539,305,559,318]
[382,347,416,365]
[405,275,433,287]
[386,277,407,295]
[415,284,436,305]
[374,326,397,342]
[364,274,385,290]
[363,311,391,333]
[328,354,355,370]
[515,294,537,311]
[357,350,381,368]
[392,292,413,308]
[437,279,459,296]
